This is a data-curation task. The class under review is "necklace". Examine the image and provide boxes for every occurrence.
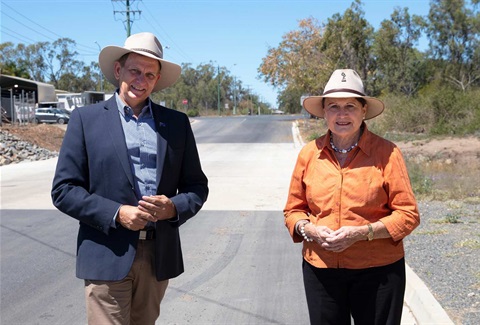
[330,133,358,154]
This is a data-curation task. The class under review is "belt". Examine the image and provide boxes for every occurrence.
[139,228,156,240]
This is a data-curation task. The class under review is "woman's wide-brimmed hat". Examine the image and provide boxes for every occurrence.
[99,32,181,92]
[302,69,384,119]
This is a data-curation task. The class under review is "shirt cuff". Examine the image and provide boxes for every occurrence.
[111,205,122,228]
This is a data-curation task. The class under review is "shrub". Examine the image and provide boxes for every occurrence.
[186,109,199,117]
[419,85,480,136]
[369,86,480,137]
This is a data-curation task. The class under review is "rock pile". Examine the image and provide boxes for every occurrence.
[0,130,58,165]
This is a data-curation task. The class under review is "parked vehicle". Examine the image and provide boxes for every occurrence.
[35,108,70,124]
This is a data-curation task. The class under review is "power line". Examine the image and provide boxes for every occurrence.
[138,1,193,63]
[2,11,58,43]
[2,1,99,52]
[111,0,142,37]
[1,27,38,45]
[2,2,63,40]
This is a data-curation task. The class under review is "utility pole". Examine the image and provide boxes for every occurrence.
[217,65,221,116]
[112,0,141,37]
[94,41,103,92]
[233,75,237,115]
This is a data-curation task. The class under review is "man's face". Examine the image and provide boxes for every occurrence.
[114,53,161,110]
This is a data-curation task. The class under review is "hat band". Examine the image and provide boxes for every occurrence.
[323,88,365,96]
[130,47,162,59]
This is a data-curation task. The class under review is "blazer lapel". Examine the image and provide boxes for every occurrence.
[104,97,135,187]
[152,104,167,188]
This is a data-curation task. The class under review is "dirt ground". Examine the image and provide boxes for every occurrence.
[1,124,66,152]
[2,123,480,161]
[396,136,480,166]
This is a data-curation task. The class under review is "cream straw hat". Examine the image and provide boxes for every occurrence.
[99,32,181,92]
[302,69,384,119]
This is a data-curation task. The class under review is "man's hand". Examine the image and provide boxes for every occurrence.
[116,205,156,231]
[138,195,177,221]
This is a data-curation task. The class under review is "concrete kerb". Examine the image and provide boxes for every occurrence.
[405,264,454,324]
[292,121,305,148]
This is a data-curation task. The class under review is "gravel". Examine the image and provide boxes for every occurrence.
[404,201,480,324]
[0,130,58,165]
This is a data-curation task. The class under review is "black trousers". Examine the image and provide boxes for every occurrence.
[302,258,406,325]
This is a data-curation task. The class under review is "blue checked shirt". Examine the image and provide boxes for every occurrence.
[112,93,157,227]
[115,93,157,200]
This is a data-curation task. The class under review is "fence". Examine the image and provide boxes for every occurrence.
[1,88,36,126]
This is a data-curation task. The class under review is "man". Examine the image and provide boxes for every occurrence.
[51,32,208,324]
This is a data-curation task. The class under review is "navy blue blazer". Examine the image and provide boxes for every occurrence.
[51,97,208,281]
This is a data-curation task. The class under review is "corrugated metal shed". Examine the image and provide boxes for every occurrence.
[0,74,56,103]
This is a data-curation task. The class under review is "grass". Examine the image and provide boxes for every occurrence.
[455,238,480,249]
[297,117,328,142]
[415,229,448,235]
[404,158,480,201]
[428,213,465,224]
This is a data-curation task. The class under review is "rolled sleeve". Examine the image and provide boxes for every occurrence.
[381,147,420,241]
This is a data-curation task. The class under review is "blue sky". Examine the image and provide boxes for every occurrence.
[1,0,431,107]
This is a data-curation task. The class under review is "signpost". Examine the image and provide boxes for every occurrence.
[182,99,188,112]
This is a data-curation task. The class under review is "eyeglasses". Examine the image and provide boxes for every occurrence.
[325,103,360,113]
[127,68,159,82]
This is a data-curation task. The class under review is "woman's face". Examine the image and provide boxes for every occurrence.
[323,97,367,138]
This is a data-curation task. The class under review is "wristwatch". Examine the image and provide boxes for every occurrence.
[366,223,374,241]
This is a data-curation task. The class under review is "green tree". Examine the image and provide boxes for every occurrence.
[259,17,326,95]
[320,0,375,92]
[277,84,306,114]
[19,42,49,82]
[258,17,326,112]
[57,64,97,92]
[0,42,31,78]
[426,0,480,90]
[195,63,220,112]
[46,38,85,89]
[259,0,376,110]
[373,7,428,95]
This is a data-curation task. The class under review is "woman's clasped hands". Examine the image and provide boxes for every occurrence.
[304,223,366,253]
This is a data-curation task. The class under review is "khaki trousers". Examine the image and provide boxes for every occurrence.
[84,240,169,325]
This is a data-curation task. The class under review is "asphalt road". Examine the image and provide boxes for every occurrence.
[1,115,309,324]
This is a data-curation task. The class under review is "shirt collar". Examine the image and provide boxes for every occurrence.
[114,91,153,118]
[357,122,371,157]
[316,122,371,157]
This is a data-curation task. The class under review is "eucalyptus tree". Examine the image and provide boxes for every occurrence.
[259,0,377,110]
[320,0,375,92]
[57,65,97,93]
[426,0,480,90]
[258,17,326,111]
[1,38,98,92]
[46,38,85,90]
[0,42,31,78]
[0,41,48,81]
[373,7,428,96]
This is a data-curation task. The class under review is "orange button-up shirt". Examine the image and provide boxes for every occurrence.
[284,125,420,269]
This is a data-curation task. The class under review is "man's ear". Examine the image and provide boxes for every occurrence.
[113,61,121,80]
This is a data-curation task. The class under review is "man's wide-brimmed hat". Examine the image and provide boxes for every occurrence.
[99,32,181,92]
[302,69,384,120]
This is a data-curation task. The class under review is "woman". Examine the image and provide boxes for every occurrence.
[284,69,420,325]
